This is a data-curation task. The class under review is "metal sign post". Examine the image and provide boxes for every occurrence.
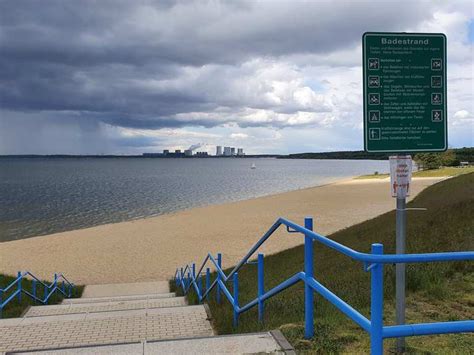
[390,155,412,352]
[395,197,407,351]
[363,32,448,353]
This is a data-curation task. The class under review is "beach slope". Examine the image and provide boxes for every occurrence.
[0,177,443,284]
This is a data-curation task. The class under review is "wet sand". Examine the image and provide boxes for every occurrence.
[0,177,444,285]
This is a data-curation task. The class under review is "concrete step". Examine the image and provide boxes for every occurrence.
[25,296,187,317]
[0,305,213,353]
[12,331,295,354]
[61,292,176,305]
[81,281,170,298]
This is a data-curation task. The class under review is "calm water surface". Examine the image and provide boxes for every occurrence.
[0,158,388,241]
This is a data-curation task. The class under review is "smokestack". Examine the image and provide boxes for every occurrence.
[187,143,202,151]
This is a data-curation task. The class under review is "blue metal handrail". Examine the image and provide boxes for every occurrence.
[175,216,474,355]
[0,271,75,317]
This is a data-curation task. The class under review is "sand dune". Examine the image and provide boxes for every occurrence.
[0,177,444,285]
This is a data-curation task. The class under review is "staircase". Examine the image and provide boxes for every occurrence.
[0,281,294,354]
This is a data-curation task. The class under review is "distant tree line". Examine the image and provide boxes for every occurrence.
[281,151,390,160]
[280,147,474,170]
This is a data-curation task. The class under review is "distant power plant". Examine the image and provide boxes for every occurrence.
[143,145,244,158]
[218,146,244,156]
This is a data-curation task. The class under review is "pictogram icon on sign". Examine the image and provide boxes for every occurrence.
[369,93,380,105]
[368,58,379,70]
[431,93,442,105]
[368,76,380,88]
[431,76,442,88]
[432,110,443,122]
[369,110,380,123]
[431,58,442,70]
[369,128,381,140]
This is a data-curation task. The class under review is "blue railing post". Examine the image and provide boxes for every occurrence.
[206,268,210,301]
[44,282,48,302]
[304,217,314,339]
[258,253,265,322]
[197,273,202,302]
[32,279,37,303]
[53,273,58,300]
[0,274,2,313]
[233,272,239,327]
[216,253,222,304]
[17,272,22,303]
[370,243,384,355]
[192,263,196,279]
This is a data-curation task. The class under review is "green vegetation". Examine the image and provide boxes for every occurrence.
[355,173,390,179]
[357,166,474,180]
[0,274,84,318]
[414,150,460,170]
[175,173,474,353]
[454,147,474,163]
[281,151,390,160]
[413,166,474,177]
[413,148,473,170]
[279,147,474,164]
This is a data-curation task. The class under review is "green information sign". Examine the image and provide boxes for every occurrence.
[363,32,447,153]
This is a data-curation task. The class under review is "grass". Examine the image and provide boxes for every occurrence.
[412,166,474,177]
[173,172,474,353]
[0,274,84,318]
[356,166,474,179]
[355,173,389,179]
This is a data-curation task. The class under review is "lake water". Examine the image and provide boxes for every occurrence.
[0,158,388,242]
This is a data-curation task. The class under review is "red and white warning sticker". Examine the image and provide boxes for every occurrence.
[390,156,413,198]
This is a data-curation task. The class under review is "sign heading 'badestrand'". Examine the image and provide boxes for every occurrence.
[362,32,447,153]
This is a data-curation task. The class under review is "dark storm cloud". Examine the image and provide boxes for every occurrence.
[1,1,429,66]
[0,0,432,133]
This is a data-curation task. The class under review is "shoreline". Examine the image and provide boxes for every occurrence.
[0,176,445,284]
[0,175,367,243]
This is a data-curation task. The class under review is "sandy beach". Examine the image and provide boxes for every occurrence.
[0,177,444,285]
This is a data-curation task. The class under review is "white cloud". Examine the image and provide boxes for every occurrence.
[230,133,249,139]
[454,110,472,119]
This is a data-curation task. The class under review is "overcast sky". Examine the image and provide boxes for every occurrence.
[0,0,473,155]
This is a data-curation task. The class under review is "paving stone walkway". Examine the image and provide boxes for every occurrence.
[60,292,175,305]
[25,297,186,317]
[0,281,293,354]
[0,306,213,352]
[13,332,292,354]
